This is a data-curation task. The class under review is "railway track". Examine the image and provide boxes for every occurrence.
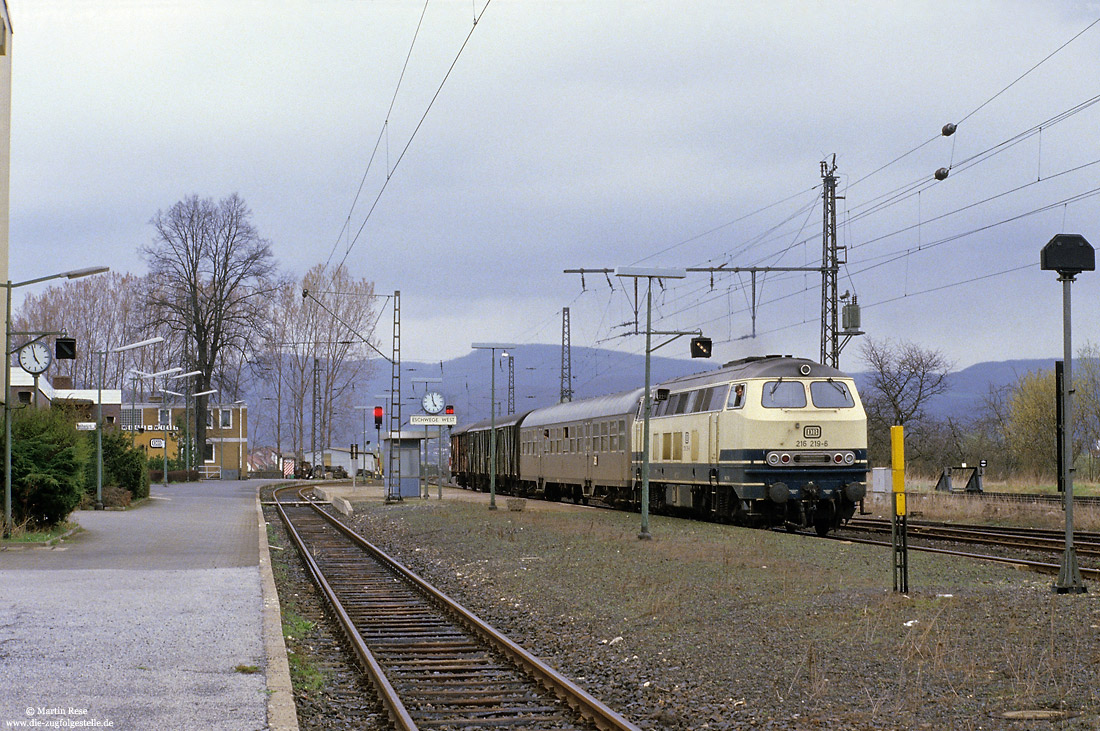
[835,517,1100,579]
[272,486,639,731]
[848,517,1100,557]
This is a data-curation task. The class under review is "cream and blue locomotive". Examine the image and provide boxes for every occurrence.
[451,355,868,535]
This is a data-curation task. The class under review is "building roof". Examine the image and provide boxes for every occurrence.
[9,368,121,405]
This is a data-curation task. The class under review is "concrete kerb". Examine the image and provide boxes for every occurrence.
[256,488,300,731]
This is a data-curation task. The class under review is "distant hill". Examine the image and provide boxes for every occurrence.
[853,358,1054,422]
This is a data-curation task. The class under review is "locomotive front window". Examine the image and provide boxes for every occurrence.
[810,380,855,408]
[761,380,807,408]
[727,383,747,409]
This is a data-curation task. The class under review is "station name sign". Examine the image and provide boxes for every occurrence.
[410,414,457,426]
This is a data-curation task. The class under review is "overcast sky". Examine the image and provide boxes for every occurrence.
[8,0,1100,377]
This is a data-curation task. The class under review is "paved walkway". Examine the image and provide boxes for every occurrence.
[0,480,296,731]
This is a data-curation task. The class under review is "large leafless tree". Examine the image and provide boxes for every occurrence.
[859,338,953,465]
[141,193,278,468]
[251,264,380,465]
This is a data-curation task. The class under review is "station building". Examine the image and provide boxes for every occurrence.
[121,399,248,480]
[7,370,248,480]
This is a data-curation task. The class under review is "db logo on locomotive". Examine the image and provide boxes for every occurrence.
[803,425,822,439]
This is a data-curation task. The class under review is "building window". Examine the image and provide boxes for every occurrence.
[158,408,171,426]
[16,392,30,404]
[203,443,214,462]
[221,409,231,428]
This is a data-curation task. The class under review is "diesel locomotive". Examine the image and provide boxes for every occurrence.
[451,355,868,535]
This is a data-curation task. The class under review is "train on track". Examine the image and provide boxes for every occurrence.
[451,354,869,535]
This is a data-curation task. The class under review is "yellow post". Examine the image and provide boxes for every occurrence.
[891,425,905,515]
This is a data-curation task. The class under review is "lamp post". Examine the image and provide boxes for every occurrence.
[472,343,517,510]
[4,266,108,538]
[613,267,688,540]
[192,389,217,478]
[234,399,245,480]
[132,366,181,491]
[161,389,185,487]
[1041,233,1093,594]
[169,370,203,474]
[93,337,164,510]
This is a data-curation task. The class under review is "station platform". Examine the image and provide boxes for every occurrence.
[0,480,297,731]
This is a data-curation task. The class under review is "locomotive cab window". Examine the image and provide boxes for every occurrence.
[727,383,747,409]
[761,380,807,408]
[810,380,855,408]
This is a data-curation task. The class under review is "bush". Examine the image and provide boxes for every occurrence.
[8,407,87,528]
[83,431,151,500]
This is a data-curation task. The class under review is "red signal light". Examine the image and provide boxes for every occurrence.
[445,404,454,415]
[373,405,383,428]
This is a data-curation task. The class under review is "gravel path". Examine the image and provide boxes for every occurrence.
[269,487,1100,729]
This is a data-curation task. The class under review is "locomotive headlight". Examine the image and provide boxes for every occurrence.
[779,453,791,465]
[767,452,781,466]
[843,452,855,465]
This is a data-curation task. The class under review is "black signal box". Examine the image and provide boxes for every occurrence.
[1041,234,1094,277]
[690,336,712,359]
[56,338,77,360]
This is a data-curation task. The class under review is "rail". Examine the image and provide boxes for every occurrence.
[273,486,640,731]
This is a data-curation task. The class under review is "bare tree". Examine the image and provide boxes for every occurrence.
[141,193,278,470]
[12,272,180,395]
[252,265,380,466]
[859,338,953,465]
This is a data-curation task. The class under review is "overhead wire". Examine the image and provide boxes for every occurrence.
[325,0,433,273]
[335,1,494,273]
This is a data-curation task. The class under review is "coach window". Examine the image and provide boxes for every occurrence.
[727,383,747,409]
[693,387,713,412]
[762,381,807,408]
[810,380,856,408]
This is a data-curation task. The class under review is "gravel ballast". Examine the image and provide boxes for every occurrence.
[334,496,1100,731]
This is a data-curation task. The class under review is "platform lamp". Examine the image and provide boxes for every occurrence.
[161,389,185,488]
[94,337,165,511]
[4,266,109,538]
[191,389,218,478]
[168,370,203,474]
[236,400,246,479]
[133,367,182,490]
[471,343,517,510]
[1041,233,1094,594]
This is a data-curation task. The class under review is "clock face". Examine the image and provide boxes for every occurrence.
[19,342,52,374]
[422,391,445,414]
